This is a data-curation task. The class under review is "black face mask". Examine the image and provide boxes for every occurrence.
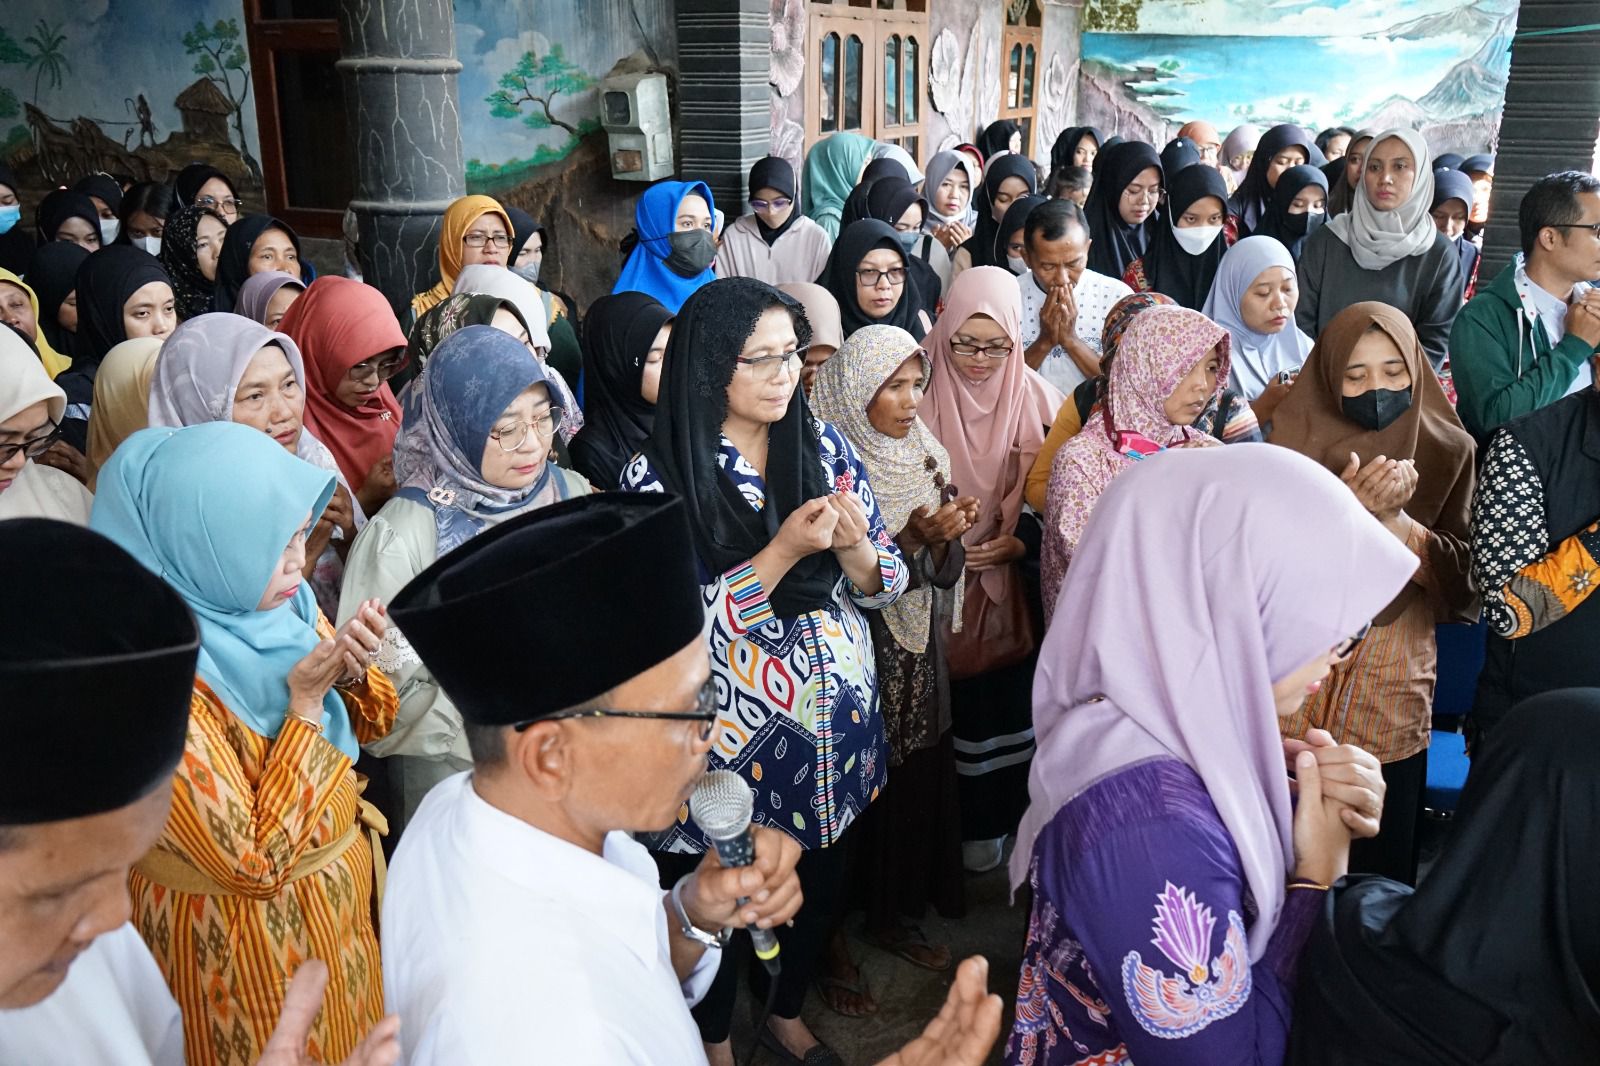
[1342,386,1413,432]
[664,229,716,277]
[1283,209,1327,240]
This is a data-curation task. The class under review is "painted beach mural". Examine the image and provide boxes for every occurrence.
[1079,0,1514,152]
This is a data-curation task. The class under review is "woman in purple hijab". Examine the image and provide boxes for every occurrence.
[1005,444,1416,1065]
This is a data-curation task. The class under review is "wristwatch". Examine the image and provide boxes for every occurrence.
[670,874,732,949]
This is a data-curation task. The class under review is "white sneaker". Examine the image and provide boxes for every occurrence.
[962,837,1006,873]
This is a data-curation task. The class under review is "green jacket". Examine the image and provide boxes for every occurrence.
[1449,262,1596,445]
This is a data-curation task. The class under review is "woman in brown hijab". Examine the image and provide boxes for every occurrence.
[1270,301,1476,886]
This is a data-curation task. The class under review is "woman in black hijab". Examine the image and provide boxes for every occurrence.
[211,214,304,313]
[34,190,104,254]
[1159,137,1201,178]
[1289,689,1600,1066]
[1126,163,1229,308]
[72,175,123,244]
[1228,123,1314,237]
[820,219,930,340]
[26,241,89,360]
[171,163,241,222]
[977,119,1023,161]
[116,181,173,254]
[957,154,1037,273]
[1252,163,1329,262]
[504,205,545,285]
[1083,140,1163,278]
[995,194,1047,275]
[568,291,674,488]
[1051,125,1103,173]
[852,176,945,306]
[0,163,36,274]
[159,203,228,320]
[860,156,910,186]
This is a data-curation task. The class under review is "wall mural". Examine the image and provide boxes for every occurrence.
[1078,0,1515,152]
[769,0,807,180]
[0,3,261,206]
[455,0,677,193]
[929,16,1001,156]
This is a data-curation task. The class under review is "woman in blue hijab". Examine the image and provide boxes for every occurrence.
[613,180,718,312]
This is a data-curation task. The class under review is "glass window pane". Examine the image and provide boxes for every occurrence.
[272,49,353,210]
[821,34,839,133]
[1008,44,1022,109]
[884,35,899,127]
[902,137,918,164]
[1023,45,1037,107]
[904,36,919,124]
[844,34,863,130]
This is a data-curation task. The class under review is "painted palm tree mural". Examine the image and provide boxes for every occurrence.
[23,20,68,107]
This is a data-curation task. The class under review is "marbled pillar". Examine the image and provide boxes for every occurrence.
[674,0,771,216]
[336,0,464,317]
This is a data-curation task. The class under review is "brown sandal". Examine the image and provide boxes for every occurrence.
[863,923,954,973]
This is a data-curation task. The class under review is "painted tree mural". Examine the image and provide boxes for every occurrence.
[23,21,68,106]
[0,28,25,123]
[487,44,596,136]
[182,19,254,162]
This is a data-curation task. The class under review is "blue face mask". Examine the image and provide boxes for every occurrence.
[0,204,19,236]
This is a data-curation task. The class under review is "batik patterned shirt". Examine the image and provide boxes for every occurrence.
[621,419,907,852]
[1006,758,1319,1066]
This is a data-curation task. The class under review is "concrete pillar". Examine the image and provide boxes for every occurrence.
[674,0,771,217]
[1481,3,1600,274]
[336,0,465,317]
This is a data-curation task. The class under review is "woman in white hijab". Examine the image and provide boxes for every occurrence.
[0,326,93,522]
[1294,129,1464,369]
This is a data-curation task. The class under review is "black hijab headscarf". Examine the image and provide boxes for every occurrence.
[1228,123,1313,237]
[1289,689,1600,1066]
[1084,140,1162,278]
[212,214,302,313]
[0,163,37,275]
[26,241,89,360]
[995,194,1047,273]
[1137,164,1229,309]
[72,175,123,218]
[1431,168,1480,285]
[504,205,544,265]
[748,156,801,246]
[639,278,841,616]
[1159,137,1201,177]
[1252,163,1329,261]
[861,177,943,307]
[819,219,927,341]
[861,157,910,187]
[171,163,236,211]
[1050,125,1103,172]
[158,203,226,321]
[35,190,102,246]
[1091,135,1126,179]
[74,246,171,367]
[977,120,1022,161]
[963,154,1038,270]
[569,291,674,488]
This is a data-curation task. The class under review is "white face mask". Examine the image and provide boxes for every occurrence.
[132,235,161,256]
[1007,255,1029,275]
[1171,222,1223,256]
[100,218,121,245]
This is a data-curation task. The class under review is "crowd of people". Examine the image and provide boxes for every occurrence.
[0,109,1597,1066]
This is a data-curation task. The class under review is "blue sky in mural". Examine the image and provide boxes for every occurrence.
[0,0,259,154]
[453,0,674,170]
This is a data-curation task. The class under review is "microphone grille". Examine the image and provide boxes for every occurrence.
[690,769,755,840]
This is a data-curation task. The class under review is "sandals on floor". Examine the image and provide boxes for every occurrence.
[813,968,879,1018]
[862,923,954,973]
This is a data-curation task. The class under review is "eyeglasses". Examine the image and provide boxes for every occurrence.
[463,232,513,249]
[737,347,807,383]
[520,677,720,741]
[0,420,61,464]
[488,407,565,451]
[749,197,792,211]
[1333,621,1372,662]
[1549,222,1600,238]
[346,354,407,382]
[949,339,1013,360]
[855,267,906,288]
[196,195,241,217]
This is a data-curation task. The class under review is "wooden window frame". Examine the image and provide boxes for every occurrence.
[243,0,344,238]
[999,0,1043,158]
[804,1,929,168]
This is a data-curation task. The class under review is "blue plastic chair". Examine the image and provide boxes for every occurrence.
[1425,620,1488,816]
[1424,729,1470,815]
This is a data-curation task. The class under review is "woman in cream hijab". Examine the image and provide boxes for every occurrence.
[0,325,93,522]
[85,336,163,488]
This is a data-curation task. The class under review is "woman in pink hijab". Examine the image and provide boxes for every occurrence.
[1005,444,1413,1065]
[919,264,1064,872]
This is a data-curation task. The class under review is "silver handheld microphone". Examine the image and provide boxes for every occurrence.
[690,769,781,974]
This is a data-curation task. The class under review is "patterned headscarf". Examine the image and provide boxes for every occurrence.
[393,324,570,555]
[158,204,227,321]
[808,324,961,653]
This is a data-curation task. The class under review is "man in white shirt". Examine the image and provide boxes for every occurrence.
[1018,198,1133,396]
[383,494,1003,1066]
[0,520,398,1066]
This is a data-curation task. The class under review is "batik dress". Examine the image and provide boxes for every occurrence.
[621,418,907,852]
[1006,759,1320,1066]
[129,613,397,1066]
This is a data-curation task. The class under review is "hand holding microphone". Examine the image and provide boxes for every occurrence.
[681,770,804,974]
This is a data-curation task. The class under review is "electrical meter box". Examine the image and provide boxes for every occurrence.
[600,72,673,181]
